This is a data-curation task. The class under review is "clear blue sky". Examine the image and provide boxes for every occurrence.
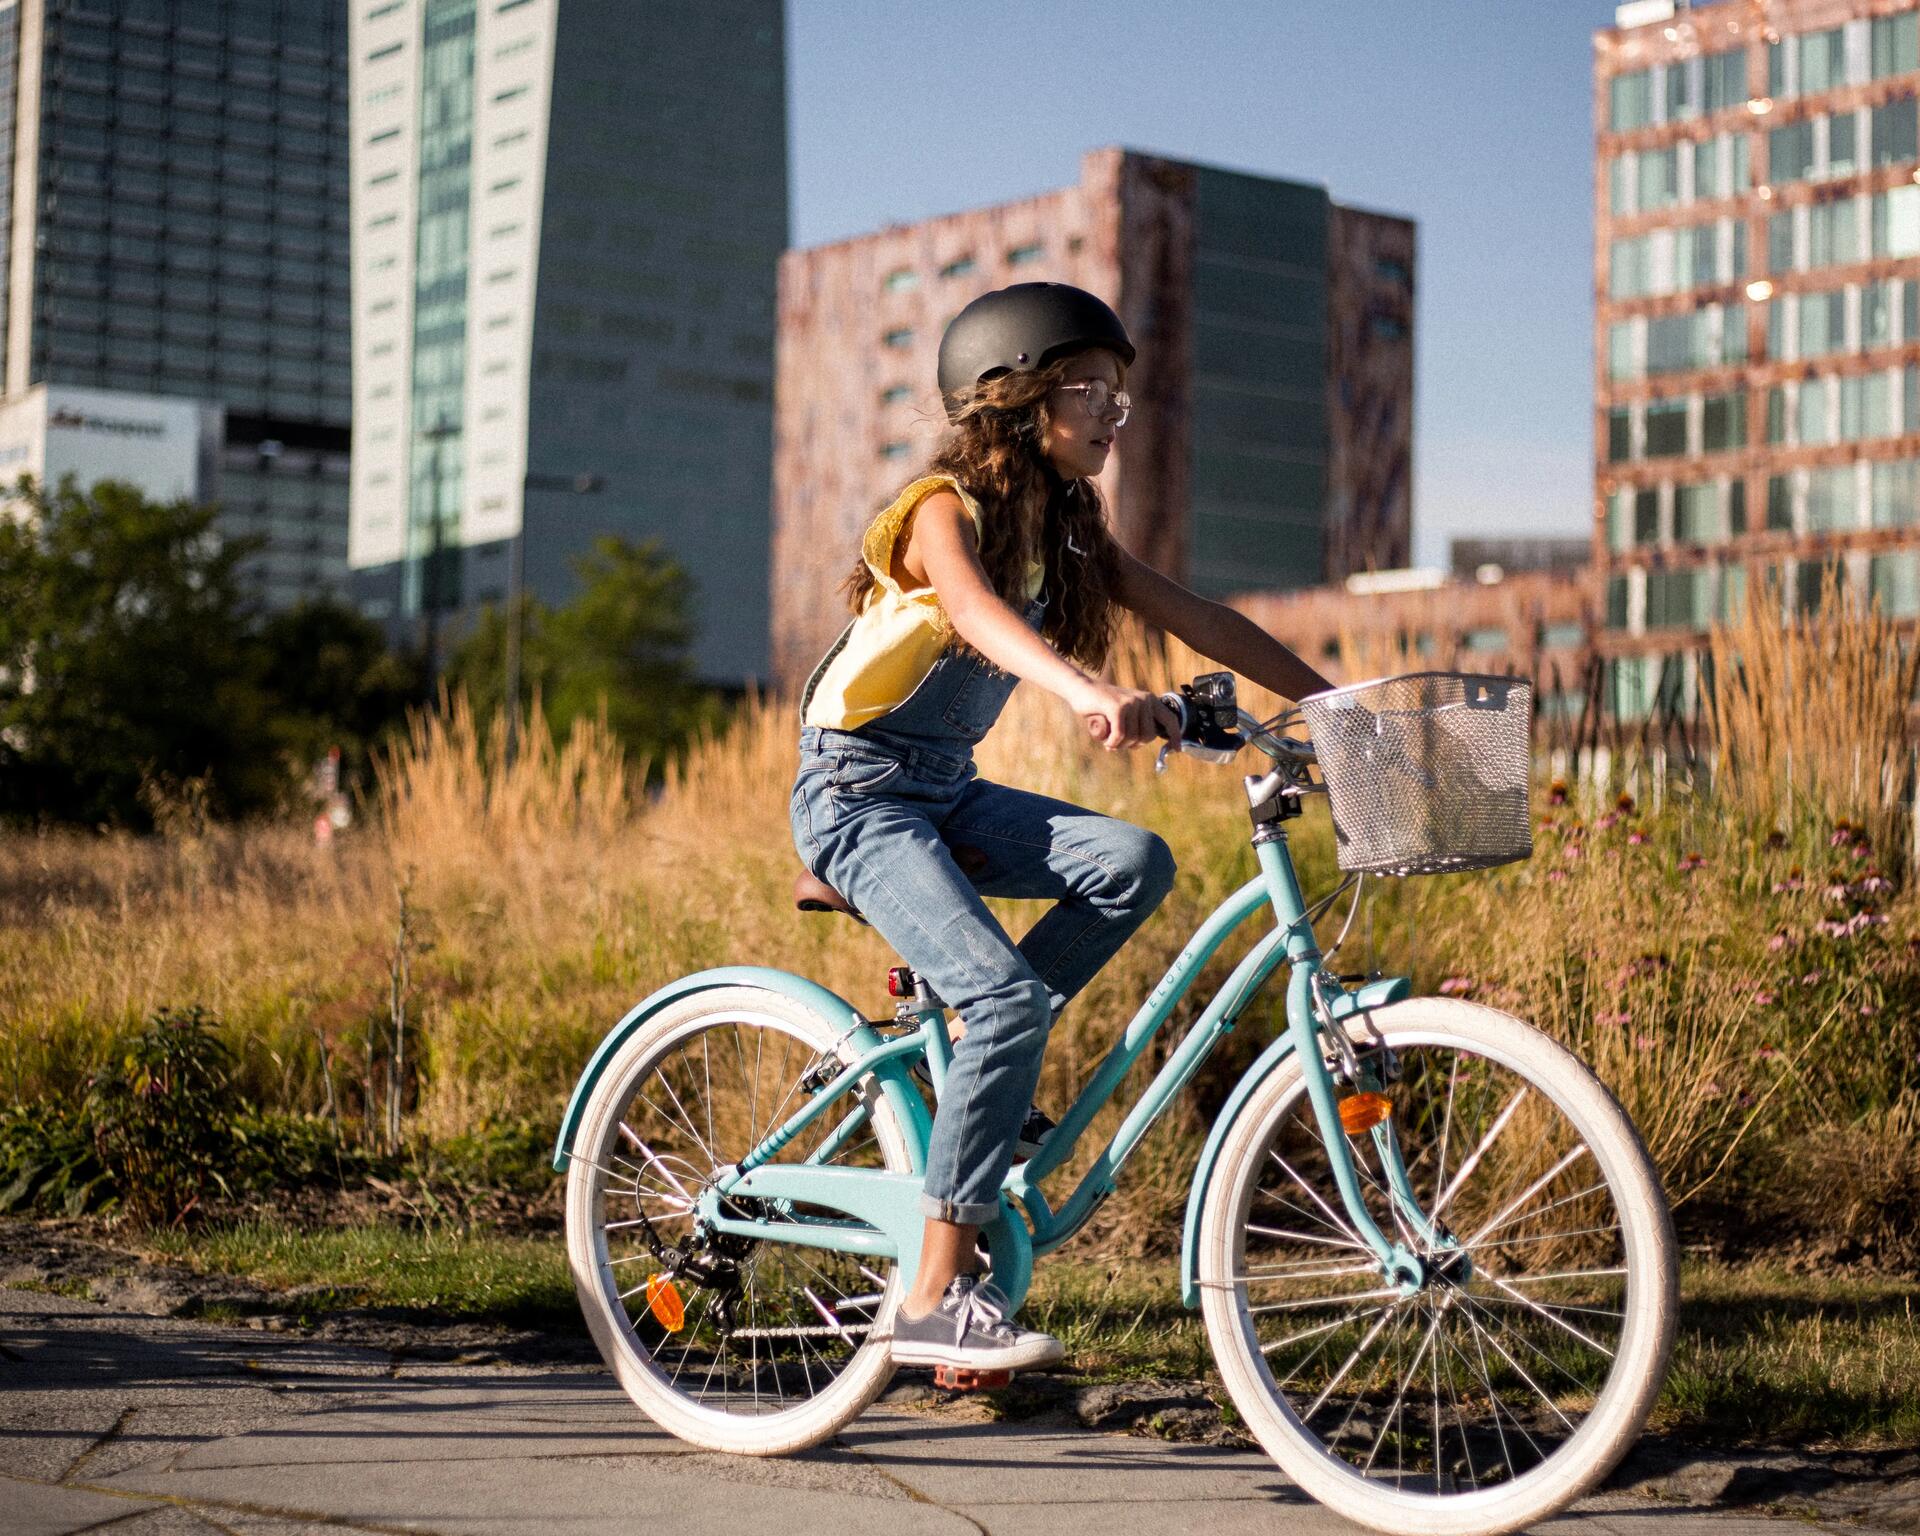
[787,0,1624,567]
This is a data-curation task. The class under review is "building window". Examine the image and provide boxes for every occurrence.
[493,128,529,149]
[939,256,976,279]
[1460,626,1506,654]
[367,41,403,62]
[1006,242,1045,265]
[367,0,404,17]
[490,177,522,194]
[492,84,528,103]
[879,440,909,460]
[1611,68,1652,130]
[1701,390,1746,452]
[879,384,910,405]
[1766,474,1794,530]
[1539,621,1585,650]
[1869,551,1920,616]
[1873,13,1920,81]
[1605,575,1632,633]
[1702,48,1746,112]
[882,327,913,349]
[367,127,400,144]
[1645,399,1688,457]
[1607,406,1632,463]
[1873,97,1919,167]
[883,267,918,292]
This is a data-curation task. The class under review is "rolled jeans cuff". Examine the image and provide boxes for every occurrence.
[920,1192,1001,1226]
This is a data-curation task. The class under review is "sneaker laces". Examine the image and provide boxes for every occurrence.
[947,1275,1020,1345]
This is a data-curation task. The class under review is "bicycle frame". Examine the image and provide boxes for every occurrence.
[699,817,1438,1304]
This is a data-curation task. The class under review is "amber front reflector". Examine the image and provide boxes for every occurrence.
[647,1274,686,1331]
[1339,1092,1392,1135]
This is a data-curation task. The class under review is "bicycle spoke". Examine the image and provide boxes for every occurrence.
[1223,1029,1656,1503]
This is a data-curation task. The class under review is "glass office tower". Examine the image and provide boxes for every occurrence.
[0,0,352,610]
[1595,0,1920,715]
[347,0,786,686]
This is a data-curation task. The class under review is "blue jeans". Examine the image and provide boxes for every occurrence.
[791,726,1176,1223]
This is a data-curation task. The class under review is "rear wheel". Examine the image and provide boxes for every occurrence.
[1198,999,1676,1536]
[564,986,911,1454]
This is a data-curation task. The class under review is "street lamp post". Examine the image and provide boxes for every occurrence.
[505,470,604,762]
[412,416,459,699]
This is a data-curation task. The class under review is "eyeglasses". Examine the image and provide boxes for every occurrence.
[1055,379,1130,427]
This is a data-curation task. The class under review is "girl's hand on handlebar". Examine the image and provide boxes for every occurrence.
[1073,681,1182,751]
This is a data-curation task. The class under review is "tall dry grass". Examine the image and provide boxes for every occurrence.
[1,613,1915,1254]
[1708,572,1920,871]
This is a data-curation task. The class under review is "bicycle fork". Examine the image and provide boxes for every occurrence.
[1257,837,1463,1296]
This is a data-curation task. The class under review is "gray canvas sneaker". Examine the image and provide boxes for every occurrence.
[888,1275,1065,1371]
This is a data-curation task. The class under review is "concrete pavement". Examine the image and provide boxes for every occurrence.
[0,1286,1876,1536]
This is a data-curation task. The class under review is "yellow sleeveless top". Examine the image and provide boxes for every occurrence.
[801,474,1045,731]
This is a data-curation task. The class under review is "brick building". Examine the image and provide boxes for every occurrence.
[1596,0,1920,717]
[1230,570,1596,712]
[770,147,1414,691]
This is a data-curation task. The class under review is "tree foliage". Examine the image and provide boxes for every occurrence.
[0,476,281,825]
[447,535,725,770]
[0,477,424,828]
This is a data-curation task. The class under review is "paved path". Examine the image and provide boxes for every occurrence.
[0,1287,1863,1536]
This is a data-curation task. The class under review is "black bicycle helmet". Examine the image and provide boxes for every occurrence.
[936,282,1135,420]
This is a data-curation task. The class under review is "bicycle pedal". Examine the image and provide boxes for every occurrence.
[932,1365,1012,1391]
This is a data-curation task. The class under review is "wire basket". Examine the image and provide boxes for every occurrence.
[1298,673,1533,877]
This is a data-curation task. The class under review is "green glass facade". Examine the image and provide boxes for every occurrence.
[1185,165,1329,599]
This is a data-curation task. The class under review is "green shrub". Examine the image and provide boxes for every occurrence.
[0,1102,106,1215]
[84,1006,235,1226]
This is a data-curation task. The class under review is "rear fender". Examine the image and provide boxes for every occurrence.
[550,966,931,1172]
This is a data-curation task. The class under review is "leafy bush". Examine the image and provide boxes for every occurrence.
[0,1102,107,1215]
[84,1006,236,1226]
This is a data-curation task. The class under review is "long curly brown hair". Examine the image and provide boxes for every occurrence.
[837,353,1124,671]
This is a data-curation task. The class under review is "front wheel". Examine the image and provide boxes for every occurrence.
[1198,998,1677,1536]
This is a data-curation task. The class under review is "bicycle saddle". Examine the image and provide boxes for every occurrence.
[793,845,990,924]
[793,870,865,922]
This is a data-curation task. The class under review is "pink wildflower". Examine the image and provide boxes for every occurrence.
[1800,969,1825,987]
[1596,811,1620,832]
[1702,1080,1724,1098]
[1679,851,1707,873]
[1766,931,1796,953]
[1634,1033,1658,1052]
[1773,868,1805,893]
[1564,842,1585,862]
[1860,1001,1881,1017]
[1757,1043,1783,1060]
[1547,868,1568,882]
[1753,987,1777,1005]
[1627,827,1649,846]
[1438,976,1477,997]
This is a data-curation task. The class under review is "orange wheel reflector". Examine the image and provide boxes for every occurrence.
[1339,1091,1392,1136]
[646,1274,686,1331]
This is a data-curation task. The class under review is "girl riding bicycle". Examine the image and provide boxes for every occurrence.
[790,281,1332,1372]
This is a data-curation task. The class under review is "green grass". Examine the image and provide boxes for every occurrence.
[145,1221,576,1330]
[133,1222,1920,1449]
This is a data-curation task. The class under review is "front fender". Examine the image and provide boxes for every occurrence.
[1178,975,1409,1307]
[550,965,931,1172]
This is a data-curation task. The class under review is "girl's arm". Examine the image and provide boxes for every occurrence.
[904,491,1172,749]
[1113,547,1335,701]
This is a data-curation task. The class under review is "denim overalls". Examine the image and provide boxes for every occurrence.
[790,594,1176,1225]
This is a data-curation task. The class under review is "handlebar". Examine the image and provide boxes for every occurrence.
[1153,672,1316,773]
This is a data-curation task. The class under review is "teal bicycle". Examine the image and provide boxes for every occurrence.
[555,672,1677,1536]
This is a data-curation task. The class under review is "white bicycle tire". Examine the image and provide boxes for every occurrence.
[1198,998,1677,1536]
[564,985,910,1455]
